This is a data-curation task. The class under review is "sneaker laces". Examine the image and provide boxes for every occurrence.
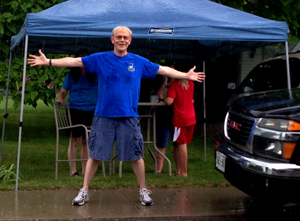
[140,188,152,200]
[74,189,87,201]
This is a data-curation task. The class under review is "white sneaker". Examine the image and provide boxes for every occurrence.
[72,188,89,206]
[139,188,153,206]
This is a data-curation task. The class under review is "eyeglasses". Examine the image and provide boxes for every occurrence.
[114,35,131,40]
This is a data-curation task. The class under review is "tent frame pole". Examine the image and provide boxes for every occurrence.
[0,51,12,161]
[285,41,291,90]
[15,35,28,191]
[203,61,206,162]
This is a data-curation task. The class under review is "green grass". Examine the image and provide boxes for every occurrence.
[0,99,228,190]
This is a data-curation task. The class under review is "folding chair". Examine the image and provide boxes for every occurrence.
[109,142,122,178]
[53,101,106,180]
[109,113,152,178]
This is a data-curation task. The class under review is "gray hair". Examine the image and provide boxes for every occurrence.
[112,26,132,37]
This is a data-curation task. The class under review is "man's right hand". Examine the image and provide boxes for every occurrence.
[27,49,49,67]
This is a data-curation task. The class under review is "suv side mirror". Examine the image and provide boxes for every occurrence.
[227,83,236,90]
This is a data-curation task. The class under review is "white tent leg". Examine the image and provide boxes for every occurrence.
[0,51,12,161]
[203,61,206,162]
[285,41,291,90]
[15,35,28,191]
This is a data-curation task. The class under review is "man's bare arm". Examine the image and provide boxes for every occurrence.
[27,49,84,67]
[157,66,205,82]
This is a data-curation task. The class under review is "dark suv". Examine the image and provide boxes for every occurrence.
[216,87,300,205]
[227,52,300,107]
[215,51,300,206]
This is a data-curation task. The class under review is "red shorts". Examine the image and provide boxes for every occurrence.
[173,125,195,145]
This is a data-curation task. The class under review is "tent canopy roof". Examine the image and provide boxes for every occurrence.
[11,0,289,59]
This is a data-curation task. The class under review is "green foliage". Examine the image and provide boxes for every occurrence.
[0,164,17,183]
[0,0,67,59]
[152,59,166,65]
[0,53,69,108]
[0,0,68,108]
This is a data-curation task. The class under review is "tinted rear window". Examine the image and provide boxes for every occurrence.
[239,58,300,93]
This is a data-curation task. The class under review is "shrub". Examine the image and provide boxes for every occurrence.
[0,164,18,183]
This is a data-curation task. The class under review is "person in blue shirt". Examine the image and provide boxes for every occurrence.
[57,49,98,177]
[28,26,205,207]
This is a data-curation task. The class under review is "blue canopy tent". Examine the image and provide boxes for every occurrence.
[11,0,289,57]
[3,0,290,190]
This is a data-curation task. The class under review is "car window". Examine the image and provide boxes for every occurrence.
[290,58,300,87]
[239,58,300,93]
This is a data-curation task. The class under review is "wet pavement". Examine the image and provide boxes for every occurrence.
[0,186,248,220]
[0,186,299,220]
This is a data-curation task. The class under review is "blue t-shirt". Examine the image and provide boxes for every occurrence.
[62,72,98,111]
[82,51,159,117]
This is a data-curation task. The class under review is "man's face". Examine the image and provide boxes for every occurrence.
[111,29,132,52]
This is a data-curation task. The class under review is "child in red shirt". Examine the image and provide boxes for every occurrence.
[166,79,196,177]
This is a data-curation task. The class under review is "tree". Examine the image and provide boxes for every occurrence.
[0,55,68,108]
[0,0,67,60]
[0,0,67,108]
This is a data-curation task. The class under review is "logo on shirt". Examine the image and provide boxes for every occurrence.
[127,63,135,72]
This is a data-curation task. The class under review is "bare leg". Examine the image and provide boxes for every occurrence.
[68,136,81,174]
[82,158,99,191]
[173,144,181,175]
[81,137,88,175]
[177,143,188,177]
[132,158,146,190]
[155,146,166,173]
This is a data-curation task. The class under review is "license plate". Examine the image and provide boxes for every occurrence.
[216,151,226,173]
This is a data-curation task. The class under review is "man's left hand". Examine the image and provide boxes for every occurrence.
[187,66,205,82]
